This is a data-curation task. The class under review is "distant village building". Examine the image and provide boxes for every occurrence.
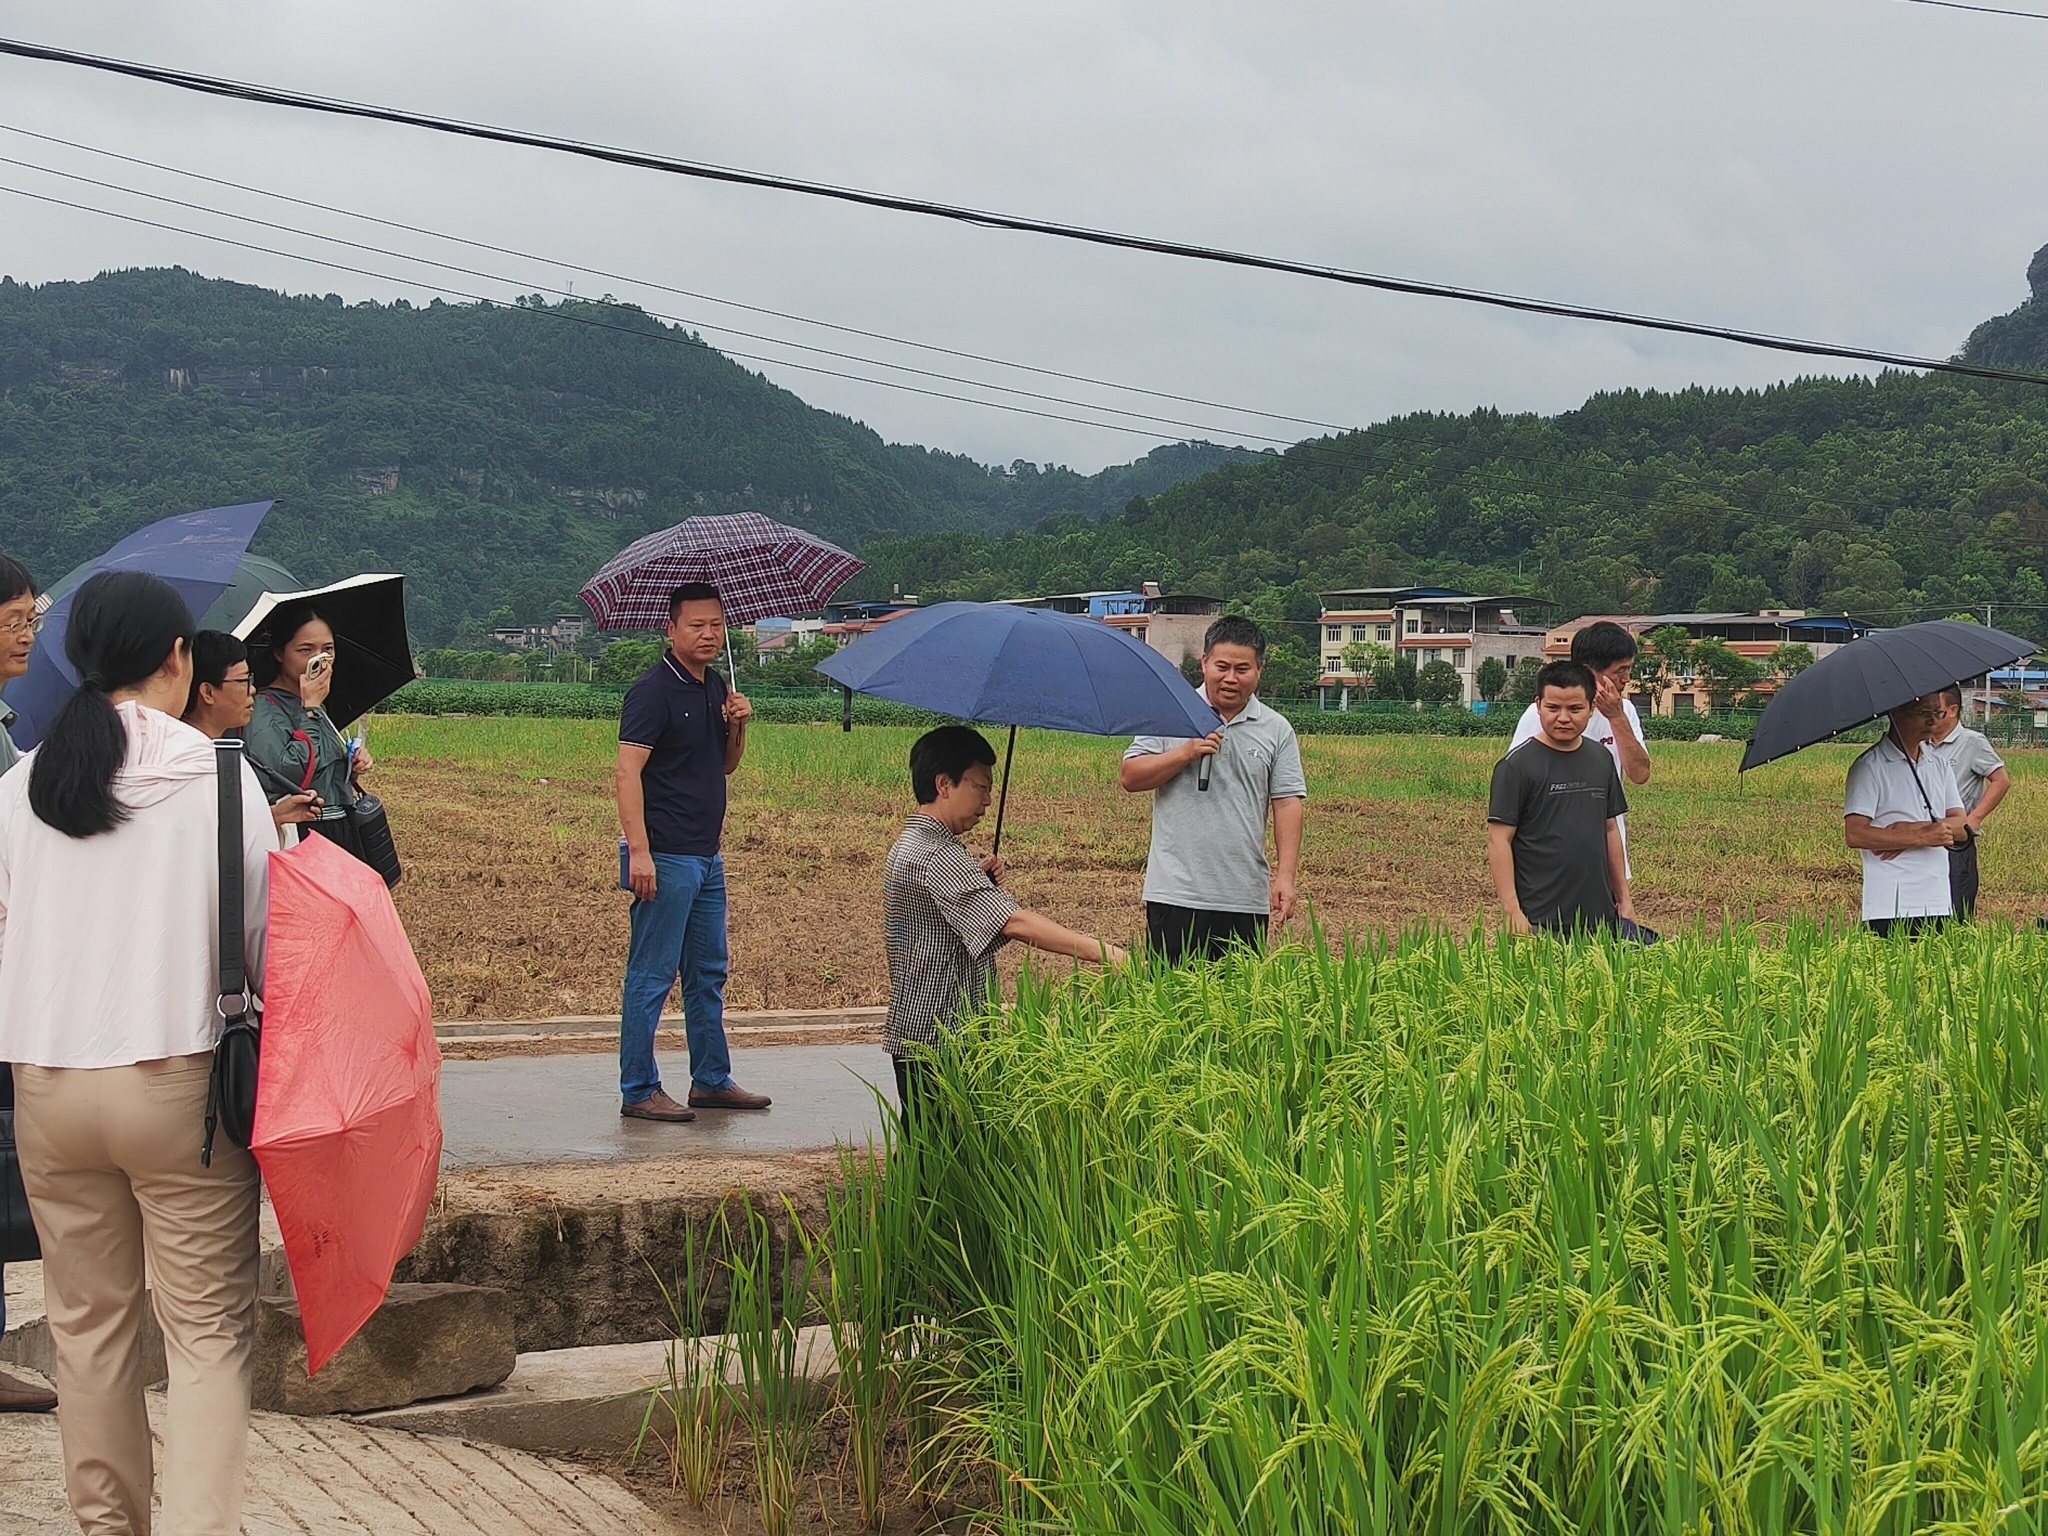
[1318,588,1556,707]
[492,613,591,653]
[1000,585,1226,666]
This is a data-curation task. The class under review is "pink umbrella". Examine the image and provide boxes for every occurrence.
[253,833,442,1374]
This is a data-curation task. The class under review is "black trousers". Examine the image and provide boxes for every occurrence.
[1949,835,1980,920]
[892,1055,931,1141]
[1145,903,1266,966]
[1867,915,1948,939]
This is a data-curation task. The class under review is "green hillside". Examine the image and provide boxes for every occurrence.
[0,267,1256,642]
[855,244,2048,643]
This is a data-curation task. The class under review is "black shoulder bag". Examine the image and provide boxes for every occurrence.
[203,739,261,1167]
[0,1063,38,1262]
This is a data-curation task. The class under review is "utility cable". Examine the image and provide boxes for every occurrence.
[0,180,1223,442]
[1897,0,2048,18]
[2,35,2045,389]
[0,121,1351,435]
[0,152,1299,443]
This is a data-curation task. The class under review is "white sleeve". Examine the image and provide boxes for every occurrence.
[239,760,275,998]
[1507,705,1541,752]
[1624,700,1648,746]
[1124,735,1170,760]
[1843,752,1881,821]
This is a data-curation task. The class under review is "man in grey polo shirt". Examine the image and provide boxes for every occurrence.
[1121,615,1307,963]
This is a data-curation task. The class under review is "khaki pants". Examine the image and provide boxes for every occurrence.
[15,1056,260,1536]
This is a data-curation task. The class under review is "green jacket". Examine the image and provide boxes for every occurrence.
[246,688,353,811]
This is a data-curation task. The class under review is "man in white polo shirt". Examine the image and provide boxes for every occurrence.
[1843,692,1969,936]
[1509,621,1650,872]
[1122,615,1307,963]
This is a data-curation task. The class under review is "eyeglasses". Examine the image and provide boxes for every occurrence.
[218,675,258,692]
[0,615,43,640]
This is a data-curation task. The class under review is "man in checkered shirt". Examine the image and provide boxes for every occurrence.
[885,726,1126,1128]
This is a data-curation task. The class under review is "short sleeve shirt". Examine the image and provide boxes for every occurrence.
[1844,737,1963,920]
[883,813,1021,1057]
[1927,725,2004,814]
[1511,698,1644,876]
[0,709,19,778]
[1125,694,1308,915]
[1488,738,1628,933]
[620,654,730,858]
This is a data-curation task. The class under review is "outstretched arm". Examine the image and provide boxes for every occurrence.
[1001,908,1127,965]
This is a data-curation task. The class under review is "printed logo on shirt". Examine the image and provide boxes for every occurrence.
[1545,779,1606,796]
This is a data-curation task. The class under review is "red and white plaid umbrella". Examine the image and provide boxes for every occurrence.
[579,513,865,631]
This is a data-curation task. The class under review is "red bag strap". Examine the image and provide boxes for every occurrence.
[256,689,319,792]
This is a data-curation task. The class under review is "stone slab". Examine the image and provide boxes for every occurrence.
[439,1042,898,1169]
[0,1398,662,1535]
[354,1326,839,1455]
[253,1282,517,1415]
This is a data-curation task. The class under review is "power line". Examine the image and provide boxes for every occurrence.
[0,151,1299,444]
[1898,0,2048,18]
[0,180,1219,442]
[0,121,1351,435]
[2,35,2045,390]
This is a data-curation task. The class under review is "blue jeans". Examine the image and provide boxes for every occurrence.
[621,853,735,1105]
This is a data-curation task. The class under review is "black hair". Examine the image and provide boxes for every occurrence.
[1535,660,1596,702]
[910,725,997,805]
[183,630,249,720]
[1937,684,1964,709]
[1570,621,1639,672]
[29,572,196,839]
[263,603,332,659]
[1203,614,1267,661]
[668,583,724,621]
[0,555,35,607]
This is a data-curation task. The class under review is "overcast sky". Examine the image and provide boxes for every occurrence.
[0,0,2042,473]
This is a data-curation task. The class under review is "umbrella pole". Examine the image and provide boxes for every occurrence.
[992,724,1017,860]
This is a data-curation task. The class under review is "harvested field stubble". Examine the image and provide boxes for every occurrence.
[892,925,2048,1532]
[371,718,2048,1018]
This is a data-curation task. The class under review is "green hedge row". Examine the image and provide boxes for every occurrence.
[387,680,1770,741]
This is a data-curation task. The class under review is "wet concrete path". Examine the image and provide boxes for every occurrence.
[438,1043,899,1168]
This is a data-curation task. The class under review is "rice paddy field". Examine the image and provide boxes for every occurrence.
[859,924,2048,1534]
[369,717,2048,1017]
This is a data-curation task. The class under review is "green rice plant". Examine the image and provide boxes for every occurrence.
[879,921,2048,1534]
[802,1145,897,1530]
[725,1198,819,1536]
[631,1214,731,1507]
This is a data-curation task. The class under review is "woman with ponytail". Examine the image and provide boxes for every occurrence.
[0,571,276,1536]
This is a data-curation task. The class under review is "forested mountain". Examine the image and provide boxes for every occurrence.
[853,243,2048,643]
[1961,242,2048,373]
[0,268,1257,642]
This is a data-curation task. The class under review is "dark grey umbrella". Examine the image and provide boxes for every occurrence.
[1740,619,2036,770]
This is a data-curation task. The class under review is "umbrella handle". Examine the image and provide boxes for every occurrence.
[991,724,1017,861]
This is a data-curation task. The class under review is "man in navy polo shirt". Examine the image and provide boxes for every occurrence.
[615,582,772,1121]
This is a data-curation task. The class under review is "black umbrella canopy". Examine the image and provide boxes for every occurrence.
[236,574,415,730]
[1740,619,2037,771]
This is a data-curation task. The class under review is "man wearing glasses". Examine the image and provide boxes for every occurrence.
[0,557,38,780]
[0,554,57,1415]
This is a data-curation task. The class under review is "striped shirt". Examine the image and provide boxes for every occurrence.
[883,813,1019,1058]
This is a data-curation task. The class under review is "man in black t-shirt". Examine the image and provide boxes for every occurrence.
[1487,660,1639,938]
[615,583,772,1122]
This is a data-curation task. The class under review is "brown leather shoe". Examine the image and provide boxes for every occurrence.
[621,1089,696,1123]
[0,1368,56,1413]
[688,1082,773,1110]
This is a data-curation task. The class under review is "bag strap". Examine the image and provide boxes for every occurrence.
[215,739,246,1003]
[1888,731,1941,823]
[290,729,317,792]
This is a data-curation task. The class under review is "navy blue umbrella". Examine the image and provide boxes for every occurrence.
[5,501,274,747]
[817,600,1222,853]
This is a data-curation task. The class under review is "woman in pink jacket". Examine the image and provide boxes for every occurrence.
[0,572,275,1536]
